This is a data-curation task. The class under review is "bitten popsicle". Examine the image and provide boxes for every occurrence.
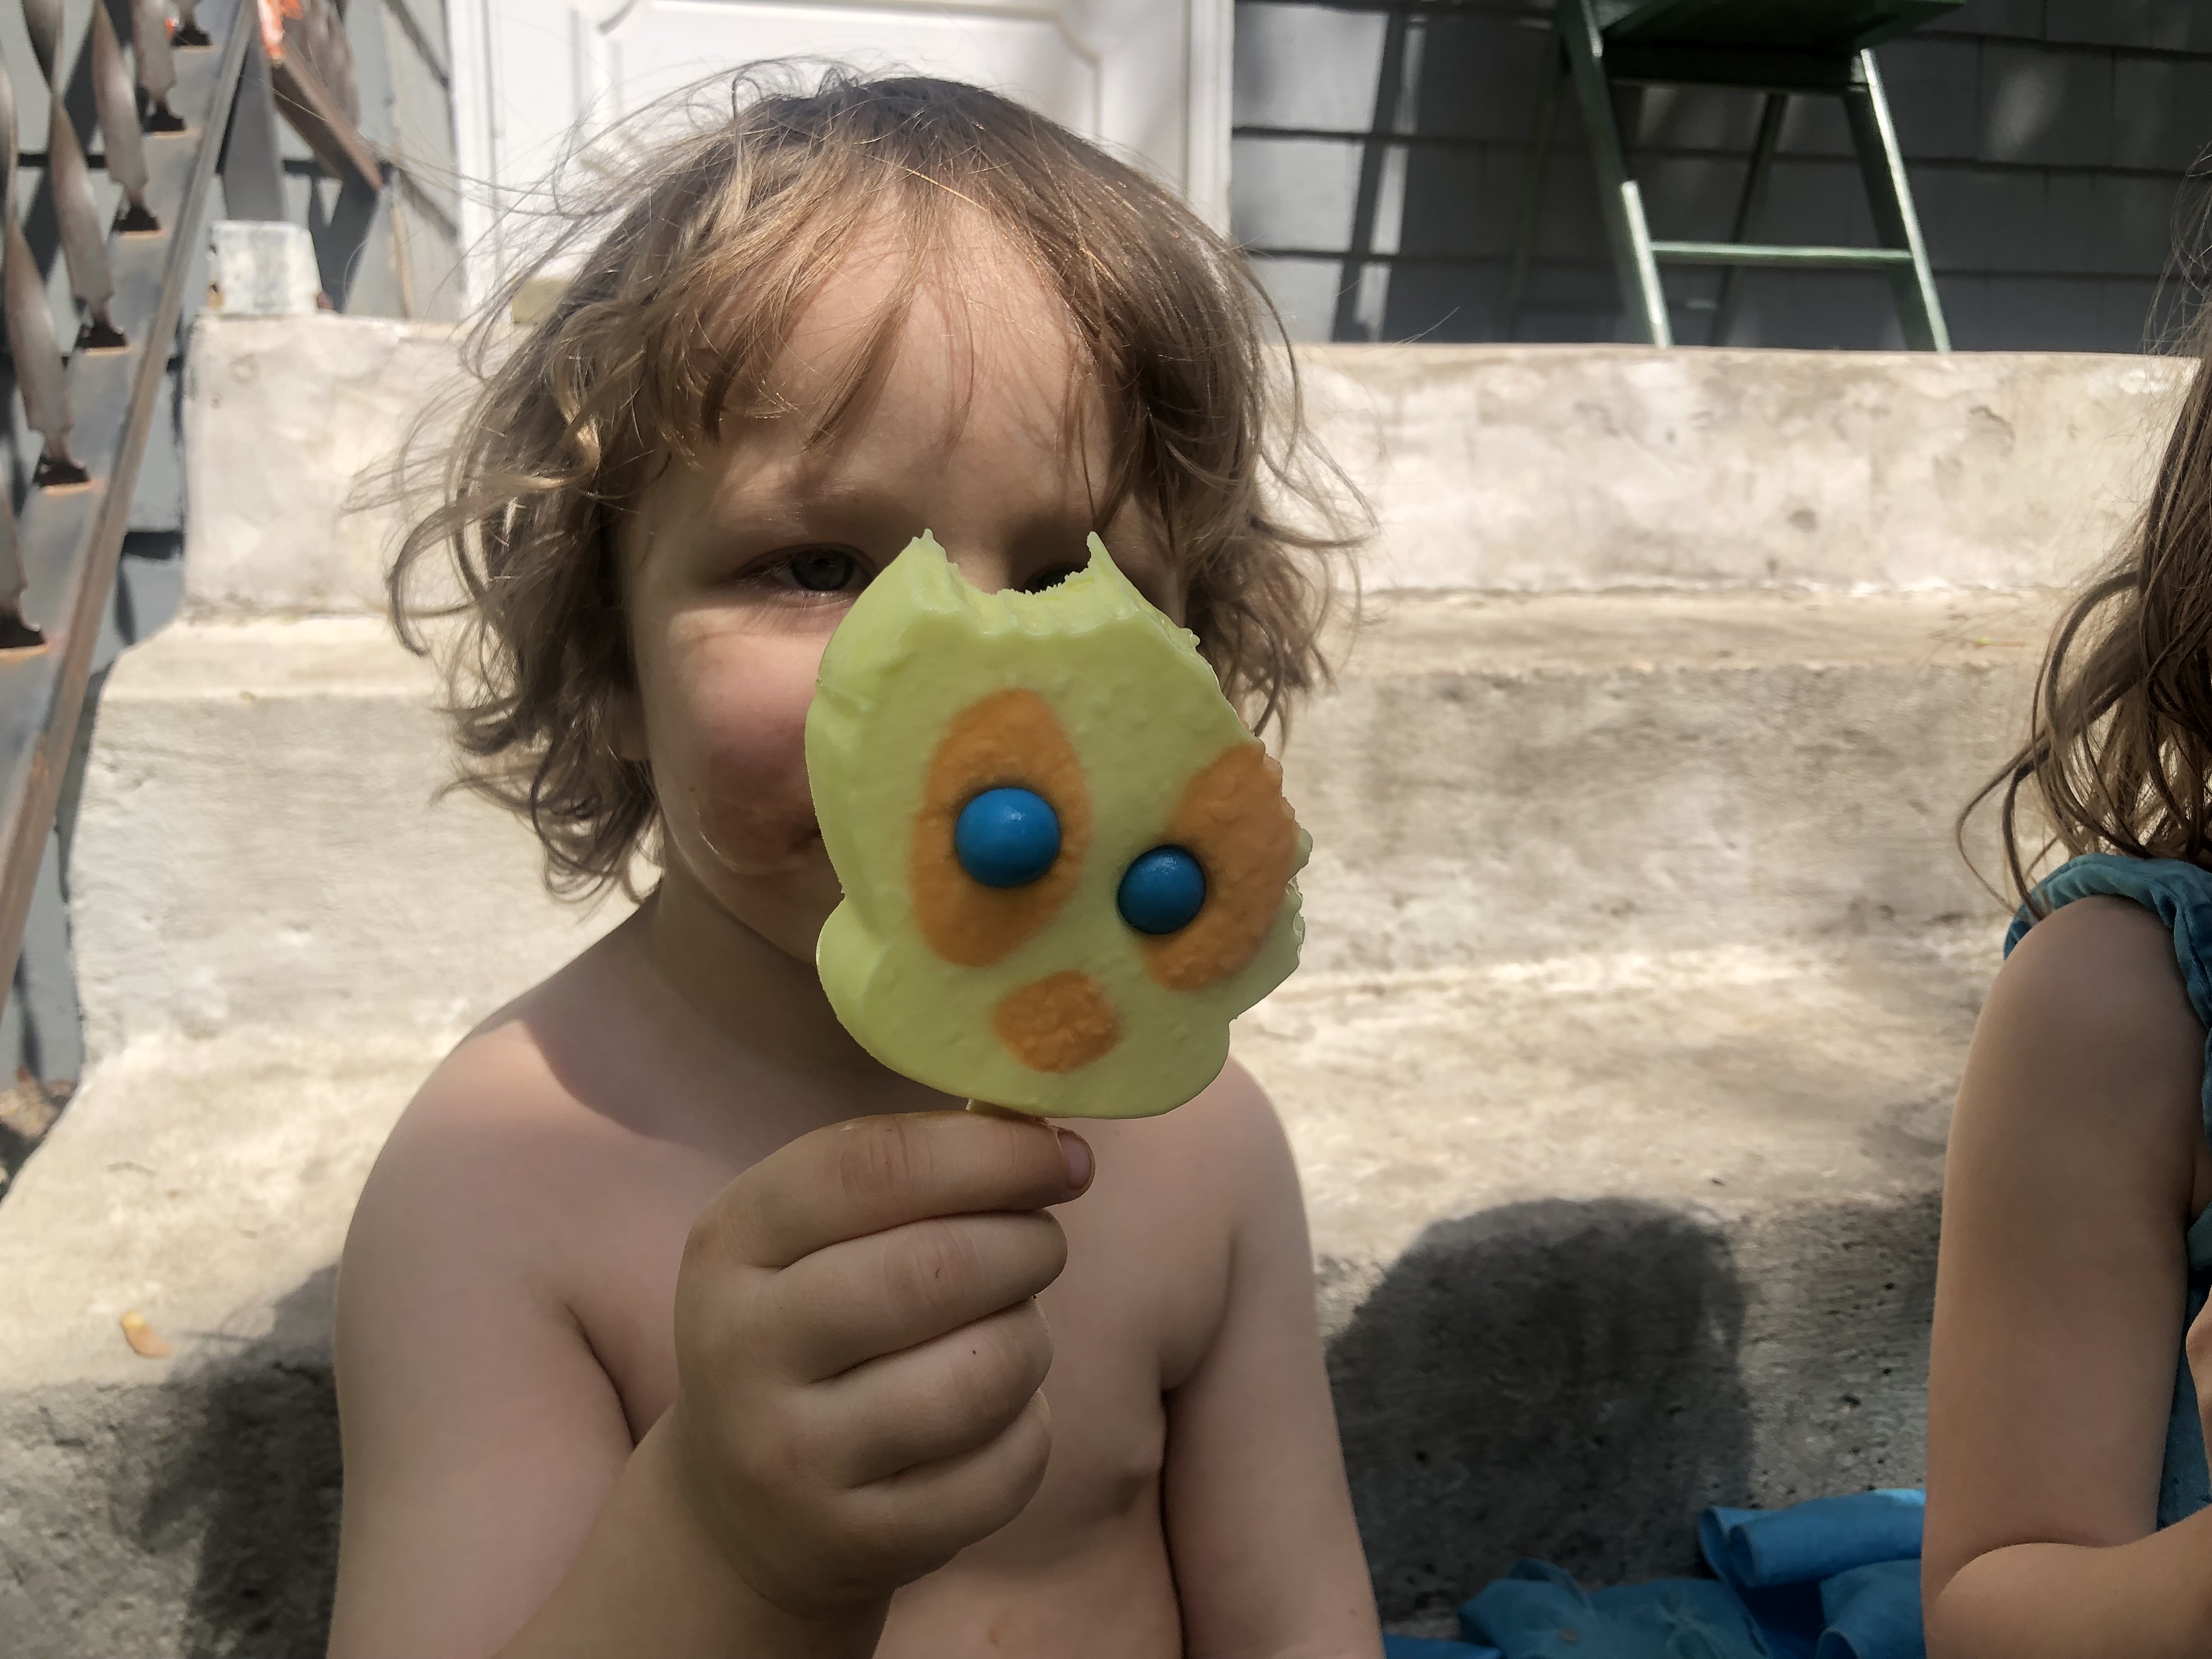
[806,532,1311,1118]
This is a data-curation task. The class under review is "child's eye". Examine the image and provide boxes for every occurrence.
[778,549,863,593]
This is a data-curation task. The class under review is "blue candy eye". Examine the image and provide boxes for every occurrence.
[1117,846,1206,935]
[954,787,1062,888]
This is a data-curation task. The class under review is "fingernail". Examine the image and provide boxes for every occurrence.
[1056,1129,1093,1192]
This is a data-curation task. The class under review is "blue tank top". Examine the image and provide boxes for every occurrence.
[2005,853,2212,1525]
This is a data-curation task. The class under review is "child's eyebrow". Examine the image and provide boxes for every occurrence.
[692,464,930,538]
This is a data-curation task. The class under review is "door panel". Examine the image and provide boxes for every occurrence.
[450,0,1227,303]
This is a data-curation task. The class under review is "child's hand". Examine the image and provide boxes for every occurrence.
[663,1109,1092,1618]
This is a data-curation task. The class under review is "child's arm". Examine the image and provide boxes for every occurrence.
[1161,1064,1384,1659]
[1925,896,2212,1657]
[326,1091,1090,1659]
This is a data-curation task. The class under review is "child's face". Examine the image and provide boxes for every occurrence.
[618,226,1181,967]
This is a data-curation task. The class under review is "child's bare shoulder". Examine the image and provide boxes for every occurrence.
[345,937,731,1351]
[343,1022,617,1338]
[362,985,629,1242]
[1994,893,2199,1059]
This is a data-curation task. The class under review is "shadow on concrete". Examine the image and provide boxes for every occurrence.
[81,1196,1934,1651]
[1329,1198,1754,1626]
[136,1268,342,1658]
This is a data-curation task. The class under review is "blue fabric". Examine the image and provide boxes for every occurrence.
[1415,1491,1931,1659]
[2005,853,2212,1526]
[1812,1561,1923,1659]
[1697,1491,1924,1659]
[1459,1560,1767,1659]
[1384,1635,1503,1659]
[1701,1490,1924,1589]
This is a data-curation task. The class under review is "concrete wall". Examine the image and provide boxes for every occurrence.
[1235,0,2212,349]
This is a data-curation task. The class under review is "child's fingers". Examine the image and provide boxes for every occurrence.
[842,1390,1056,1574]
[713,1110,1092,1269]
[761,1210,1068,1381]
[806,1298,1057,1487]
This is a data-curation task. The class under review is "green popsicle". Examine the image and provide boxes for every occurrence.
[806,532,1310,1118]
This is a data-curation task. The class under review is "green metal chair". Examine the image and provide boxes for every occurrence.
[1500,0,1962,348]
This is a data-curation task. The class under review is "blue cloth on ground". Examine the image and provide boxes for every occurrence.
[1698,1490,1924,1659]
[2005,853,2212,1526]
[1403,1489,1927,1659]
[1462,1560,1764,1659]
[1814,1561,1923,1659]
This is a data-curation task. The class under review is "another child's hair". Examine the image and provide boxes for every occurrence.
[389,66,1362,897]
[1965,307,2212,904]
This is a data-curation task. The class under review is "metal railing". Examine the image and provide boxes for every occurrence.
[0,0,384,1063]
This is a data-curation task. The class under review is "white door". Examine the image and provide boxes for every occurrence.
[447,0,1232,308]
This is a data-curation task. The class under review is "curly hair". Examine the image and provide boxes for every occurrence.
[387,66,1364,898]
[1962,303,2212,904]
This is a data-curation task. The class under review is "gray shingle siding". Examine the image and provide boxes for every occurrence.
[1234,0,2212,348]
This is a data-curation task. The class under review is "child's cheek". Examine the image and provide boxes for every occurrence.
[690,744,818,877]
[669,660,822,880]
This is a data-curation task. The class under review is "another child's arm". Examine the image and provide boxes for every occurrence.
[1925,896,2212,1657]
[326,1093,1090,1659]
[1161,1065,1384,1659]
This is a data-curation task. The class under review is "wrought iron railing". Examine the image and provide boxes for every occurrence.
[0,0,386,1054]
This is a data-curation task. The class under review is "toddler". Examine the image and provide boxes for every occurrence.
[1926,309,2212,1655]
[325,69,1380,1659]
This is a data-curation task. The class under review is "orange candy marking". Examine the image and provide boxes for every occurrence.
[911,689,1092,968]
[992,970,1122,1073]
[1141,742,1302,992]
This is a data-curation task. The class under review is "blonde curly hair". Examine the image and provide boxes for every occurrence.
[389,66,1363,898]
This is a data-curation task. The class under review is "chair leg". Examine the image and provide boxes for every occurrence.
[1559,0,1669,345]
[1498,38,1567,342]
[1842,49,1948,351]
[1712,92,1787,347]
[1333,8,1413,343]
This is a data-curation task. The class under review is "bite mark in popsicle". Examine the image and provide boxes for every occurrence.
[806,532,1311,1118]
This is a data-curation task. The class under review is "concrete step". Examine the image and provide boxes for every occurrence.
[67,616,626,1060]
[1251,932,1976,1623]
[0,1028,444,1655]
[0,929,1982,1651]
[1299,344,2181,593]
[1289,586,2043,974]
[184,319,2183,610]
[0,594,2013,1647]
[65,590,2040,1056]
